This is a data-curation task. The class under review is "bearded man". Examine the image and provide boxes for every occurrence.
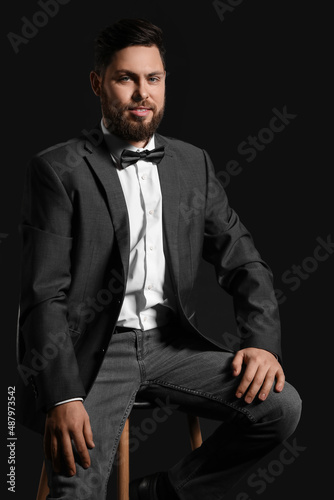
[16,18,301,500]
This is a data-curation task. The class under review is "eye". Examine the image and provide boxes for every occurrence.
[119,75,131,82]
[148,77,159,83]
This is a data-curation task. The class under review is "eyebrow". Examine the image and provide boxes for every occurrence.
[113,70,165,77]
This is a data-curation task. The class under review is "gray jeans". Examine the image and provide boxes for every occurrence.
[46,323,302,499]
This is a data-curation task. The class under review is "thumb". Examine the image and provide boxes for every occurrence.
[231,351,244,377]
[83,416,95,449]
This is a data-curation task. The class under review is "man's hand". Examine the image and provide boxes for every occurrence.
[232,348,285,403]
[44,401,95,476]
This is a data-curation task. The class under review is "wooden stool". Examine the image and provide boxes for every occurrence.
[36,401,203,500]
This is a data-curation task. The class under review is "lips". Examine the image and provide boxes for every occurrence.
[128,106,152,117]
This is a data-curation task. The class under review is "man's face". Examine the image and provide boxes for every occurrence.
[91,45,166,146]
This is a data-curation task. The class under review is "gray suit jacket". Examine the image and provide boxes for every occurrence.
[16,125,281,434]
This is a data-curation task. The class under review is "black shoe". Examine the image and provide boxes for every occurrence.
[129,471,161,500]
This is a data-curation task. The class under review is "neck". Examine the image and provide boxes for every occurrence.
[127,137,150,148]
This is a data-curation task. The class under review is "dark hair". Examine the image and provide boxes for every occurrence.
[94,18,166,76]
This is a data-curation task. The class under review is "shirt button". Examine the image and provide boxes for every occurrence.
[148,284,154,290]
[149,246,153,251]
[149,210,154,215]
[143,316,147,322]
[141,174,147,180]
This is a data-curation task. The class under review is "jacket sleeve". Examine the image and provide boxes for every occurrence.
[201,149,282,360]
[17,154,86,412]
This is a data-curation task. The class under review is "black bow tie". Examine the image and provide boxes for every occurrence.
[120,146,165,169]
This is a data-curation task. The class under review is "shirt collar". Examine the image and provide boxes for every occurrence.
[101,118,156,168]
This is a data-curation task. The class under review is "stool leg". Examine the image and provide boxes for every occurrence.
[187,414,203,450]
[117,417,130,500]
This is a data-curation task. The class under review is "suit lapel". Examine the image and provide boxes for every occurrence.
[83,137,130,282]
[155,134,180,289]
[82,129,180,291]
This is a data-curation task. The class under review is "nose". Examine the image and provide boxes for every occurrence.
[132,79,149,102]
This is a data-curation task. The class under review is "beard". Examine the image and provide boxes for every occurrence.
[100,90,165,143]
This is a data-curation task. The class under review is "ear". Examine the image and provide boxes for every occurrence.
[90,71,102,96]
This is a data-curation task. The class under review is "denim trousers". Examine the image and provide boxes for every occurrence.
[45,323,302,499]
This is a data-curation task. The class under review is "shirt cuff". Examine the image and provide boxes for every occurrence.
[53,397,84,407]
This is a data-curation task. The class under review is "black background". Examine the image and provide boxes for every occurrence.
[1,0,331,498]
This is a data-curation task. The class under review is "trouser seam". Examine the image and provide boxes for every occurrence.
[144,379,257,423]
[104,388,139,497]
[134,329,147,382]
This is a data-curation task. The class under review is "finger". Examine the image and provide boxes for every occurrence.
[61,433,77,476]
[275,368,285,392]
[83,416,95,449]
[257,368,277,401]
[244,365,269,403]
[235,361,258,399]
[72,430,91,469]
[231,351,244,377]
[50,435,61,474]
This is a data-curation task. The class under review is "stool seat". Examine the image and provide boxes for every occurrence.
[131,400,155,409]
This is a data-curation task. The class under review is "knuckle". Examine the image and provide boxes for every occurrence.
[55,426,65,437]
[262,383,272,393]
[62,449,73,459]
[76,444,86,454]
[70,423,82,435]
[266,369,276,380]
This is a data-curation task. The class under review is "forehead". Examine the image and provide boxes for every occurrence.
[107,45,164,74]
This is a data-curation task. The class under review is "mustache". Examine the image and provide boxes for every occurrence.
[126,102,157,111]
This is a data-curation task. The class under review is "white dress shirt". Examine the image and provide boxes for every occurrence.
[101,119,176,330]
